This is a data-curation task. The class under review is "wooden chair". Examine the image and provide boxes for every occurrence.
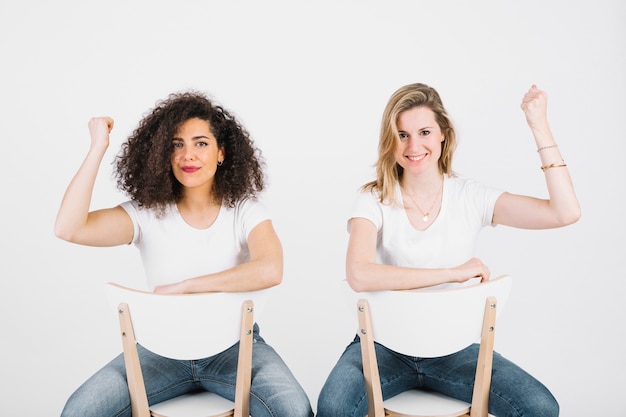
[105,283,270,417]
[352,275,513,417]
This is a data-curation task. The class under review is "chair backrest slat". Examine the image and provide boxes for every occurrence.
[353,275,512,357]
[105,283,270,360]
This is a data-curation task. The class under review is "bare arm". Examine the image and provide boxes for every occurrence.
[492,85,581,229]
[345,218,491,292]
[54,117,134,246]
[154,219,283,294]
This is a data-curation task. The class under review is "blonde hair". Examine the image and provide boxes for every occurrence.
[363,83,457,204]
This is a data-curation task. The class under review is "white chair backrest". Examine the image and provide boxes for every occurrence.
[351,275,512,358]
[105,283,270,360]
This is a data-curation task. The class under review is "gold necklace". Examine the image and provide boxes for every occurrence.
[402,184,443,223]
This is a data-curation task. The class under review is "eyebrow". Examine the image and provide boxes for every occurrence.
[398,126,435,132]
[172,135,212,141]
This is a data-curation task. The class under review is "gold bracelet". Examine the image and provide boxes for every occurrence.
[537,144,558,152]
[541,162,567,172]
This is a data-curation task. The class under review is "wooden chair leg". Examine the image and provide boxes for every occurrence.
[234,300,254,417]
[118,303,151,417]
[469,297,497,417]
[357,300,385,417]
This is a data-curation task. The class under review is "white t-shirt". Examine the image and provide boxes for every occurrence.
[121,198,270,290]
[349,175,504,289]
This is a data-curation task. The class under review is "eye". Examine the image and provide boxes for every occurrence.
[398,132,409,140]
[196,141,208,147]
[172,141,183,149]
[420,130,431,136]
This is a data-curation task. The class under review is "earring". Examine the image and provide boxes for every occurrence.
[217,160,223,166]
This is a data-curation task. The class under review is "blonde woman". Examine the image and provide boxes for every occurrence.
[316,83,579,417]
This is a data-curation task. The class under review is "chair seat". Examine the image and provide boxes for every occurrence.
[149,391,235,417]
[384,389,470,417]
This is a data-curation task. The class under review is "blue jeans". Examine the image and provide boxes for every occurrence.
[61,324,312,417]
[316,336,559,417]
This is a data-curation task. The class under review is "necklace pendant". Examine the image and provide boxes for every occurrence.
[422,214,429,222]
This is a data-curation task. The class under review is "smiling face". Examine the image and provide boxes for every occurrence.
[394,106,445,177]
[170,118,225,193]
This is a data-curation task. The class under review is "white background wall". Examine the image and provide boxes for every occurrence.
[1,1,624,415]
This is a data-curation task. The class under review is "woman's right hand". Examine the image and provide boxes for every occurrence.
[88,117,114,150]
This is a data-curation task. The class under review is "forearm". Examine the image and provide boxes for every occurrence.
[533,128,581,226]
[520,86,581,226]
[167,259,283,294]
[346,262,457,292]
[54,146,107,241]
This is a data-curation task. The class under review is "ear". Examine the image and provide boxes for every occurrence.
[218,146,226,163]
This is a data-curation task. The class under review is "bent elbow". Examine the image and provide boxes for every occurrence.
[346,266,369,293]
[268,273,282,288]
[53,223,76,243]
[558,205,582,227]
[264,263,283,288]
[566,208,581,225]
[348,281,368,293]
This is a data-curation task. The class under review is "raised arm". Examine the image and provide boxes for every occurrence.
[54,117,134,246]
[345,217,491,292]
[492,85,581,229]
[154,219,283,294]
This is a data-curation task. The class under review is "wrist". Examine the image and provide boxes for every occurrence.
[537,144,558,152]
[530,124,553,143]
[181,278,195,294]
[88,143,109,156]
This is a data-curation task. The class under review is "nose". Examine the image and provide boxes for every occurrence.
[183,146,195,160]
[406,136,422,149]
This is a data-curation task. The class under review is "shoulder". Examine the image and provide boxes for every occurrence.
[119,200,141,221]
[349,186,390,230]
[228,198,271,235]
[444,174,504,222]
[232,197,269,216]
[119,200,176,223]
[446,173,477,189]
[446,174,502,196]
[353,186,383,206]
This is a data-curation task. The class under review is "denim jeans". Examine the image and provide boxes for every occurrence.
[316,336,559,417]
[61,324,313,417]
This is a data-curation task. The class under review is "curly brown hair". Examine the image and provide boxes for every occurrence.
[114,91,265,213]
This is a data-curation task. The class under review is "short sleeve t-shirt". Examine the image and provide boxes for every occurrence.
[349,175,504,289]
[120,198,270,290]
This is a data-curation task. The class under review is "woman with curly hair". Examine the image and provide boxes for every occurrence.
[55,91,313,417]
